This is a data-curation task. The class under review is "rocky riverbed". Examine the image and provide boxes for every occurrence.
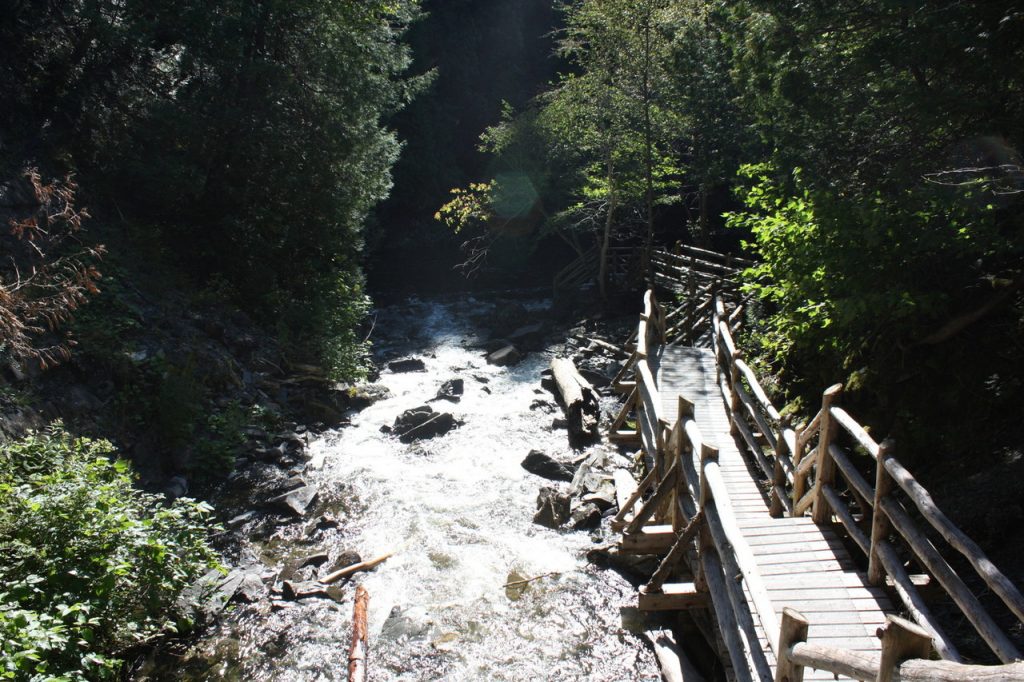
[134,291,662,681]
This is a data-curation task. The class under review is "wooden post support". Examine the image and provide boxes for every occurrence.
[728,349,742,431]
[876,615,932,682]
[770,416,791,518]
[687,266,697,344]
[699,444,718,509]
[775,608,809,682]
[695,445,718,595]
[811,384,843,524]
[790,423,806,516]
[868,440,896,585]
[672,396,695,531]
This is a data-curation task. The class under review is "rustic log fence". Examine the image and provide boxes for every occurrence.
[610,285,1024,681]
[710,290,1024,673]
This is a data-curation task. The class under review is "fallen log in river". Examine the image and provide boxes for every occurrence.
[550,357,600,439]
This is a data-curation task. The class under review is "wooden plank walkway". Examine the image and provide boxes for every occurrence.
[651,346,894,680]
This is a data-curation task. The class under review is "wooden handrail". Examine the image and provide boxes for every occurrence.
[620,287,1024,675]
[709,292,1024,665]
[778,609,1024,682]
[881,454,1024,626]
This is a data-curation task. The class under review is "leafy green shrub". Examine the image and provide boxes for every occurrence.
[0,424,220,680]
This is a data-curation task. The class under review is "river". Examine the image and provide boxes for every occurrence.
[160,293,657,681]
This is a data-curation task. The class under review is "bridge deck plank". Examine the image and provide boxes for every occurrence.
[652,345,893,681]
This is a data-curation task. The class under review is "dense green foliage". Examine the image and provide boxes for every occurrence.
[440,0,1024,469]
[1,0,422,378]
[0,425,219,680]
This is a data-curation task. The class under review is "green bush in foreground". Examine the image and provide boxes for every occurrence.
[0,425,220,680]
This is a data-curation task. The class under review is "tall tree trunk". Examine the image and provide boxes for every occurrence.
[599,154,616,301]
[642,9,655,282]
[698,183,710,248]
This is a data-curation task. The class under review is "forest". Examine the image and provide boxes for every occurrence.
[1,0,1023,679]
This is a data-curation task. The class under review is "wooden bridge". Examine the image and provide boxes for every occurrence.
[605,260,1024,681]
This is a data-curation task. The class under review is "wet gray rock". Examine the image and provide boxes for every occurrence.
[583,485,617,511]
[274,431,306,449]
[163,475,189,501]
[586,544,660,578]
[533,487,571,529]
[281,580,332,601]
[521,450,575,482]
[315,515,340,530]
[269,484,318,516]
[577,368,612,389]
[540,369,557,395]
[431,378,464,403]
[393,405,458,443]
[487,345,521,367]
[389,358,426,373]
[322,549,363,578]
[381,605,436,641]
[233,571,268,604]
[570,452,614,497]
[344,383,393,410]
[529,398,555,412]
[253,442,288,463]
[179,568,246,622]
[299,552,330,569]
[276,476,306,494]
[570,502,603,530]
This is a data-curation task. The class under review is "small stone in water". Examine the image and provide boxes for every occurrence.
[299,552,329,569]
[432,632,460,651]
[505,570,527,601]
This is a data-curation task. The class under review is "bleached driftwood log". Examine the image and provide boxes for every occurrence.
[550,357,600,438]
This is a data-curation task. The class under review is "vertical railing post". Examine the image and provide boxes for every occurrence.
[770,416,791,517]
[877,615,931,682]
[811,384,843,524]
[695,444,718,593]
[775,608,809,682]
[790,423,806,516]
[672,396,695,532]
[728,348,743,435]
[686,267,697,345]
[868,439,895,585]
[699,444,717,509]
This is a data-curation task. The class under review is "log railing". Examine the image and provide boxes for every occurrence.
[618,375,777,681]
[777,608,1024,682]
[552,244,649,294]
[613,286,1024,680]
[712,294,1024,668]
[712,294,797,519]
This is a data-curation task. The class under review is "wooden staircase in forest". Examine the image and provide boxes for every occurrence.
[606,282,1024,681]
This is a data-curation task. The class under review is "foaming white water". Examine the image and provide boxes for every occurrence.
[176,295,656,681]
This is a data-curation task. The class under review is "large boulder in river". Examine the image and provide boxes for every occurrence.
[521,450,575,482]
[344,383,393,410]
[393,405,458,443]
[388,358,426,373]
[533,487,571,529]
[269,484,319,516]
[431,378,464,403]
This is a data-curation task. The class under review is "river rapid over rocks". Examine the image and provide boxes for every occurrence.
[149,292,657,681]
